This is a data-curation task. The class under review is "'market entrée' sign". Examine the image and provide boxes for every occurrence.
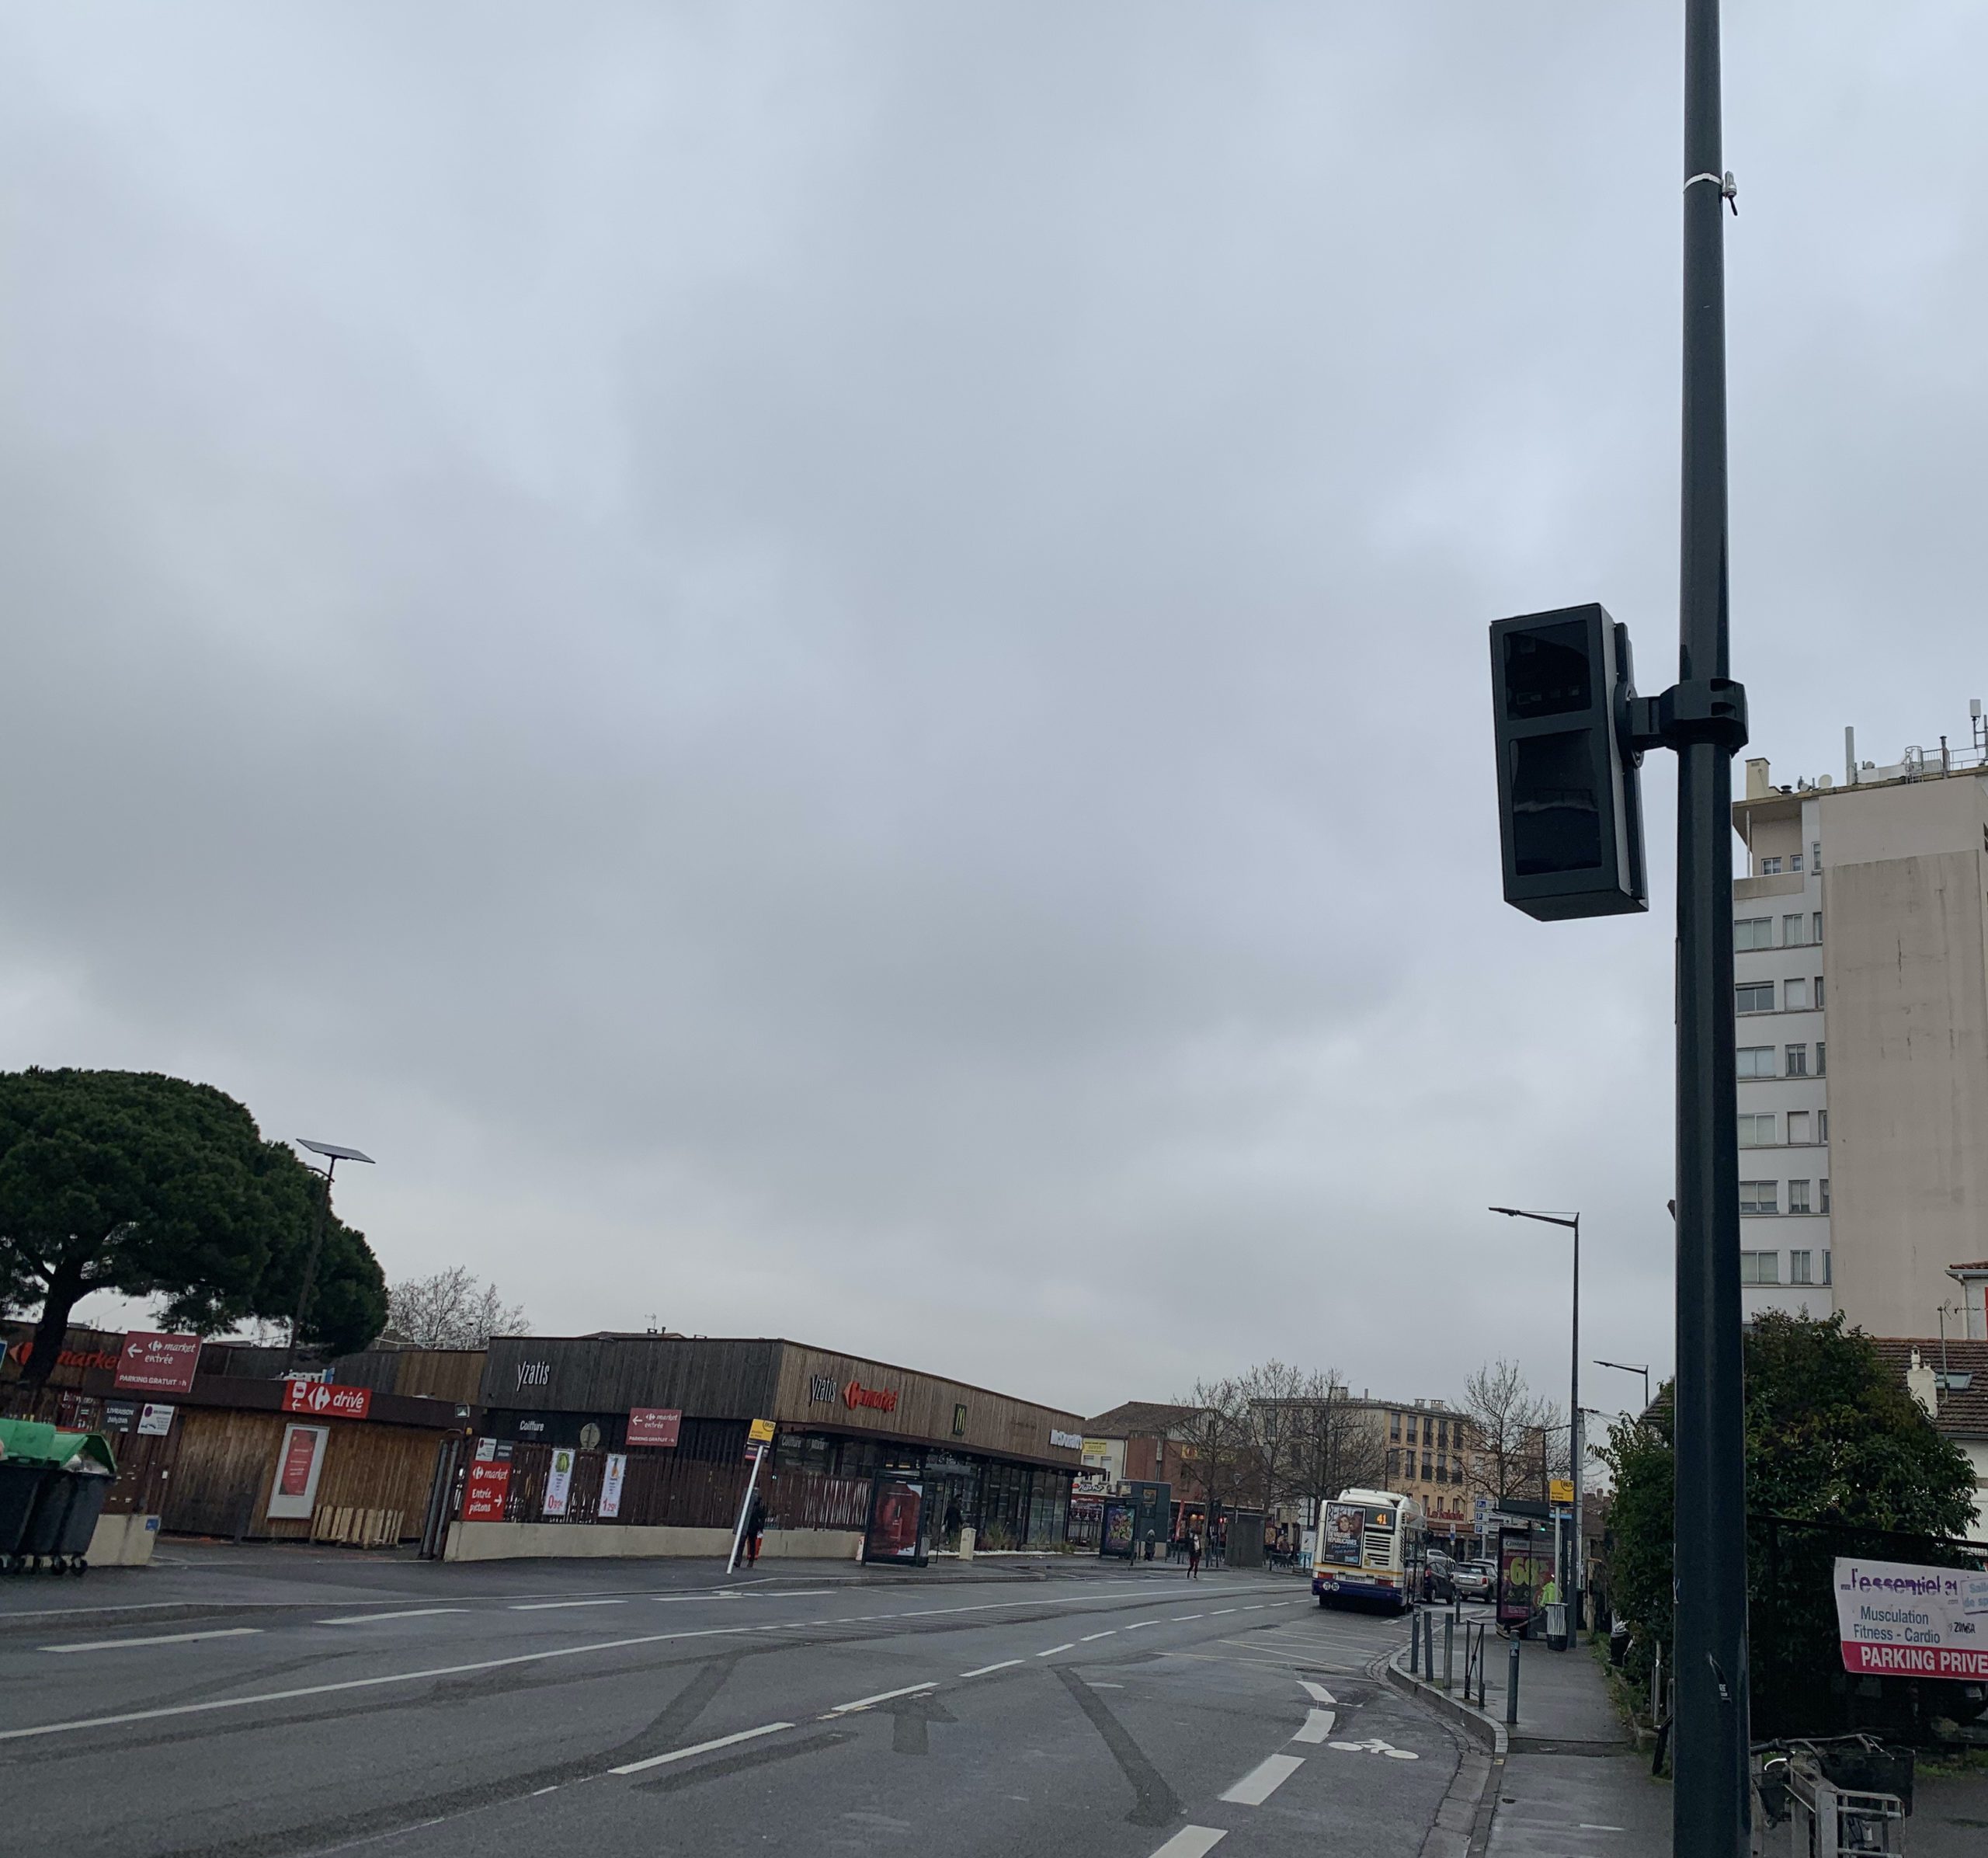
[1833,1556,1988,1679]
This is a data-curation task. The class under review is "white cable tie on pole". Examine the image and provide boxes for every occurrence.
[1685,170,1738,214]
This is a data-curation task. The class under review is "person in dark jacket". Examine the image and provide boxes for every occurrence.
[746,1495,768,1567]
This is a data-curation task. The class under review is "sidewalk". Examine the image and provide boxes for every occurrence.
[1390,1620,1669,1856]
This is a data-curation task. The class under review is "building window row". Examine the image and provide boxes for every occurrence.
[1740,1248,1831,1287]
[1736,1109,1828,1146]
[1740,1178,1830,1216]
[1736,910,1823,946]
[1736,978,1824,1017]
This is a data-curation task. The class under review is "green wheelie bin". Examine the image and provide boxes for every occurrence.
[0,1421,117,1574]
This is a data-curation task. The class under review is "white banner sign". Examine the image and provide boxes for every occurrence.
[600,1453,627,1520]
[1834,1556,1988,1680]
[543,1447,575,1518]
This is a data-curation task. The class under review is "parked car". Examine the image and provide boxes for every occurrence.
[1451,1561,1496,1603]
[1422,1550,1457,1601]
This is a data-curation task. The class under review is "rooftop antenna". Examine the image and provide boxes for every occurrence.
[1972,699,1984,760]
[1844,725,1857,786]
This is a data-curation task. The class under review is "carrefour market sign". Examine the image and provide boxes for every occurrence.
[1833,1556,1988,1679]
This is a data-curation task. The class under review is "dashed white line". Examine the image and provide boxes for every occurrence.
[1300,1680,1338,1705]
[1124,1620,1160,1631]
[509,1599,627,1612]
[1081,1630,1118,1641]
[960,1659,1024,1678]
[829,1682,937,1715]
[1172,1613,1204,1621]
[41,1628,263,1655]
[1211,1608,1238,1616]
[1293,1707,1337,1743]
[1145,1828,1227,1858]
[1221,1752,1305,1804]
[1037,1642,1077,1657]
[610,1722,794,1773]
[319,1609,470,1626]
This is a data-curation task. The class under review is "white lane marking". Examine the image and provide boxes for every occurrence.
[829,1682,937,1715]
[1329,1738,1417,1759]
[1124,1620,1160,1631]
[1221,1752,1305,1804]
[1580,1826,1628,1834]
[1300,1681,1338,1705]
[0,1624,752,1742]
[510,1599,627,1612]
[960,1659,1024,1678]
[1037,1642,1077,1657]
[1081,1630,1118,1641]
[1293,1708,1336,1743]
[318,1609,470,1626]
[1172,1613,1204,1621]
[40,1628,263,1655]
[610,1722,794,1773]
[1211,1608,1238,1615]
[1146,1828,1227,1858]
[1242,1605,1265,1611]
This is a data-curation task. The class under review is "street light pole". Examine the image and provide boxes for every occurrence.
[1487,1206,1582,1628]
[1674,3,1751,1850]
[287,1140,375,1369]
[1596,1359,1653,1413]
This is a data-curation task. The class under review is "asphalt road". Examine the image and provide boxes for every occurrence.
[1,1554,1471,1858]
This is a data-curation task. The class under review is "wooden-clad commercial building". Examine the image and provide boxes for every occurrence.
[479,1334,1084,1553]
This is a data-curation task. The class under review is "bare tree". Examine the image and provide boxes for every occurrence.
[1287,1370,1389,1519]
[386,1267,528,1348]
[1170,1377,1251,1523]
[1233,1359,1311,1511]
[1461,1359,1566,1504]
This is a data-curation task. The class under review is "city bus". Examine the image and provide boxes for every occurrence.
[1313,1487,1424,1614]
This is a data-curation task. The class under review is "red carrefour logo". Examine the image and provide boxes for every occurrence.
[282,1380,372,1420]
[843,1379,898,1414]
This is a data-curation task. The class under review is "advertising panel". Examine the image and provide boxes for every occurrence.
[282,1380,372,1420]
[114,1331,203,1396]
[864,1477,926,1565]
[1100,1497,1136,1559]
[464,1462,511,1522]
[1833,1557,1988,1679]
[543,1447,576,1518]
[627,1407,682,1448]
[267,1424,329,1520]
[1320,1501,1366,1567]
[1498,1525,1552,1630]
[137,1402,176,1437]
[599,1453,628,1520]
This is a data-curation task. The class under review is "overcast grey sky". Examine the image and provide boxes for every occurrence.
[3,5,1984,1423]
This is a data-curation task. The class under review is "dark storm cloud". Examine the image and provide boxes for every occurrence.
[3,4,1983,1415]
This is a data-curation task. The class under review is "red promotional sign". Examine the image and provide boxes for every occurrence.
[464,1463,512,1522]
[627,1407,683,1448]
[277,1426,321,1498]
[282,1380,373,1420]
[113,1331,203,1396]
[843,1379,899,1414]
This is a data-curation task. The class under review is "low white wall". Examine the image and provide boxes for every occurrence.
[85,1512,159,1567]
[442,1521,864,1564]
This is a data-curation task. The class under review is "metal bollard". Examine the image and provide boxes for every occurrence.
[1443,1613,1455,1691]
[1506,1634,1521,1724]
[1409,1607,1420,1675]
[1425,1606,1436,1678]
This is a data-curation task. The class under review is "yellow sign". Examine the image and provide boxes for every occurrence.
[1082,1438,1110,1460]
[1548,1477,1574,1505]
[748,1418,776,1444]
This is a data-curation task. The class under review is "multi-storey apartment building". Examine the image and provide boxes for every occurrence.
[1732,716,1988,1334]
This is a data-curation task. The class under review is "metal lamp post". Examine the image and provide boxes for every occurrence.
[287,1139,375,1368]
[1595,1359,1653,1413]
[1489,1206,1582,1628]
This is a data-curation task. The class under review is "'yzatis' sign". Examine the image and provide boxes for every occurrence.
[1834,1557,1988,1679]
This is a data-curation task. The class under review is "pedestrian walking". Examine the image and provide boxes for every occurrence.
[746,1494,768,1567]
[1187,1533,1202,1578]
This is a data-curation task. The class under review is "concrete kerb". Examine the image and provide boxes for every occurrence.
[1381,1638,1507,1858]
